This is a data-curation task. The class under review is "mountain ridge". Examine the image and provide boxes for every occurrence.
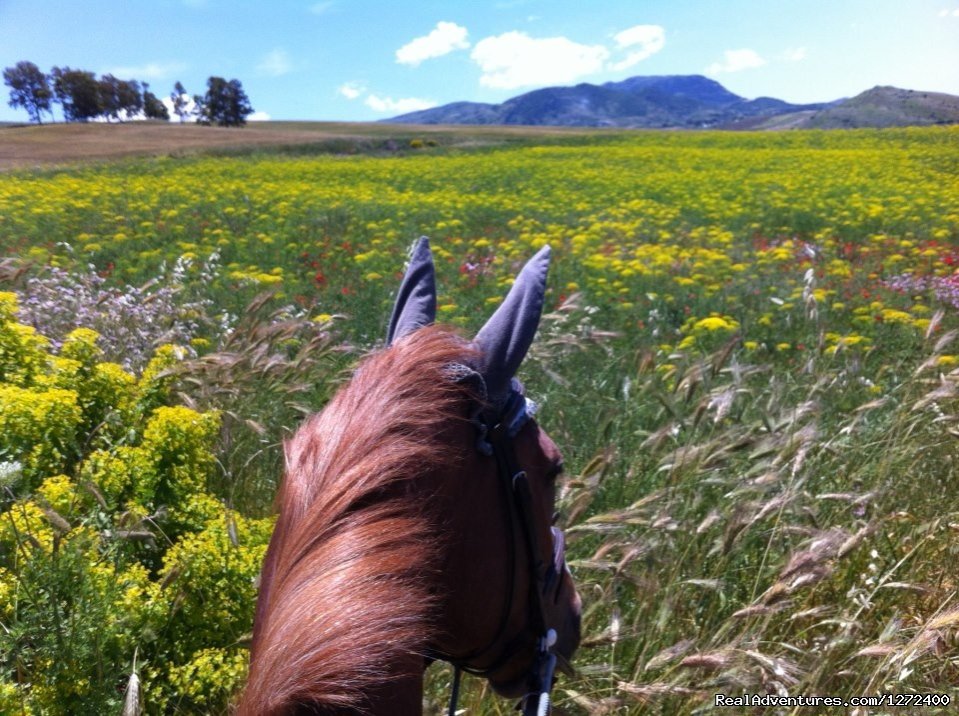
[388,75,959,129]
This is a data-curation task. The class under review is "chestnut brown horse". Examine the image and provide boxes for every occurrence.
[238,239,581,715]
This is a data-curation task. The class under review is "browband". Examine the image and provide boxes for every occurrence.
[445,364,539,455]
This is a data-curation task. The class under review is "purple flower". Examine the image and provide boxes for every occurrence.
[15,255,219,371]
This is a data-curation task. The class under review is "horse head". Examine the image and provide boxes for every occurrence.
[243,238,580,715]
[388,238,582,705]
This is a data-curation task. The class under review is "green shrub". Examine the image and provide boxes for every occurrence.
[0,384,82,484]
[0,292,48,386]
[0,301,273,714]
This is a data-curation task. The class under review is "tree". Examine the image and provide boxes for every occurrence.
[97,75,141,122]
[192,93,206,124]
[116,78,143,119]
[226,79,254,126]
[195,76,253,127]
[142,83,170,121]
[50,67,100,122]
[97,74,122,121]
[3,61,52,124]
[171,81,190,123]
[49,66,69,119]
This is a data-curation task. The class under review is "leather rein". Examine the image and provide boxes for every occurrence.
[438,389,568,716]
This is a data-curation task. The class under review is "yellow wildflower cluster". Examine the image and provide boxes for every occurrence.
[0,300,273,713]
[678,313,741,351]
[1,129,956,358]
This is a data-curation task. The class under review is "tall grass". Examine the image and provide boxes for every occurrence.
[478,311,959,714]
[418,287,959,714]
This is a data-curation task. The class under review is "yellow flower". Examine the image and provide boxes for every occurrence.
[879,308,912,324]
[693,316,737,332]
[37,475,79,515]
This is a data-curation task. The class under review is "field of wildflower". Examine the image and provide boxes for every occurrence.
[2,125,959,714]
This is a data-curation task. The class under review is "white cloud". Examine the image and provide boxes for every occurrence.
[938,8,959,16]
[471,31,609,90]
[608,24,665,71]
[336,82,433,114]
[396,21,470,66]
[338,82,365,100]
[705,49,766,75]
[781,47,808,62]
[161,94,197,121]
[106,61,187,81]
[257,48,293,77]
[248,110,271,121]
[364,94,436,114]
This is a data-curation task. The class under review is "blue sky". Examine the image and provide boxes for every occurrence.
[1,0,958,123]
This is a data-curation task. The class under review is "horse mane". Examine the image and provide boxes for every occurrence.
[239,326,478,715]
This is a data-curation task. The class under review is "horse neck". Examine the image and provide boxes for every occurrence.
[242,330,478,715]
[241,455,453,715]
[285,662,425,716]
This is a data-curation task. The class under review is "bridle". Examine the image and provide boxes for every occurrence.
[437,386,570,716]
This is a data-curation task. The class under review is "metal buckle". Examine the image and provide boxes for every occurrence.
[518,629,558,716]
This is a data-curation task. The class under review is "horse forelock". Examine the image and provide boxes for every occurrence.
[240,326,480,715]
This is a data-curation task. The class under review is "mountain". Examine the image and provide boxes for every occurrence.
[602,75,742,106]
[388,76,959,130]
[388,75,828,129]
[800,86,959,128]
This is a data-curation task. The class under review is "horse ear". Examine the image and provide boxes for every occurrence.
[474,245,551,404]
[386,237,436,345]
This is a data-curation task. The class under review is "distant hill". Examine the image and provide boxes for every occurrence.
[389,75,828,129]
[389,76,959,130]
[800,86,959,128]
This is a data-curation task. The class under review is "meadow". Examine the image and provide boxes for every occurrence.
[1,125,959,713]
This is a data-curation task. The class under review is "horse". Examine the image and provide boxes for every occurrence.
[238,239,581,716]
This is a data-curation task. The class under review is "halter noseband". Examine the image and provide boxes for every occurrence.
[440,384,568,716]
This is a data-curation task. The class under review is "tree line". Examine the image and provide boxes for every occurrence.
[3,61,254,127]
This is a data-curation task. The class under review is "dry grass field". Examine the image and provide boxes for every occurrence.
[0,120,600,170]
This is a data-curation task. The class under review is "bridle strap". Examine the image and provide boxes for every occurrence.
[433,424,520,674]
[446,666,462,716]
[490,419,562,652]
[441,388,566,716]
[492,427,562,716]
[508,470,551,636]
